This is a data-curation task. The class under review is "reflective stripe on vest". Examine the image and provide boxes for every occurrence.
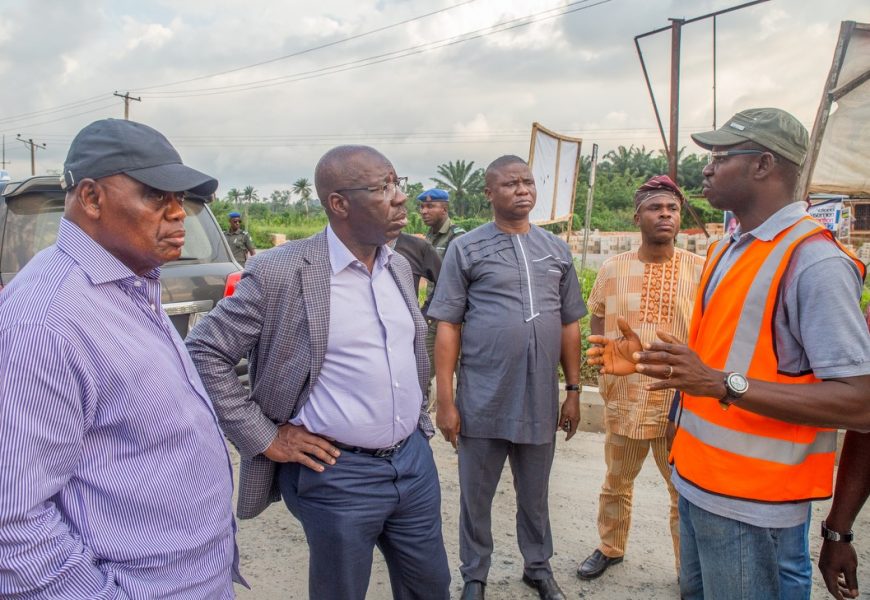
[678,410,838,465]
[671,216,859,503]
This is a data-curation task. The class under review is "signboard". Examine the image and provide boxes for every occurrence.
[808,198,845,236]
[527,123,582,226]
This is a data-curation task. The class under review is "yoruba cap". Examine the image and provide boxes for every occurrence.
[61,118,218,196]
[416,188,449,202]
[634,175,685,212]
[228,211,241,219]
[690,107,809,166]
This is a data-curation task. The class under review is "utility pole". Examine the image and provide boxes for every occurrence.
[16,135,46,176]
[635,0,771,184]
[1,134,10,169]
[580,143,599,274]
[113,91,141,120]
[668,19,684,183]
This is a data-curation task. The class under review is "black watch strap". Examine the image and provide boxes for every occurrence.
[565,384,581,392]
[822,520,854,543]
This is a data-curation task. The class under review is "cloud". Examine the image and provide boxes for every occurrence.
[0,0,867,196]
[120,16,176,51]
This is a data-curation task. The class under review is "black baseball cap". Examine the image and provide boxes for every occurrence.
[61,118,218,196]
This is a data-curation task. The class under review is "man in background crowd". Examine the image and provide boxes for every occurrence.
[389,231,441,310]
[817,306,870,600]
[225,210,255,265]
[578,175,703,581]
[430,155,586,600]
[418,187,464,406]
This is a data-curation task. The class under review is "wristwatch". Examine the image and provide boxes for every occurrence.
[719,372,749,411]
[565,384,581,392]
[821,520,854,543]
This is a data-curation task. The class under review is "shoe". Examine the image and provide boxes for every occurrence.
[460,580,485,600]
[576,549,624,580]
[521,573,566,600]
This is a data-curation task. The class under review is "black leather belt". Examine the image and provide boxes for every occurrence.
[331,436,407,458]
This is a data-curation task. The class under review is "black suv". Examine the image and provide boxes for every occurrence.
[0,175,242,340]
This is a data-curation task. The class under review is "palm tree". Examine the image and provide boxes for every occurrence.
[270,189,291,206]
[292,178,313,216]
[226,188,241,204]
[243,185,258,204]
[430,160,484,217]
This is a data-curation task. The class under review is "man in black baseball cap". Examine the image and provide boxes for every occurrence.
[62,118,218,274]
[0,119,243,597]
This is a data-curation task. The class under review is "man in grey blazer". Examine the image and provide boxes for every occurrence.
[186,145,451,600]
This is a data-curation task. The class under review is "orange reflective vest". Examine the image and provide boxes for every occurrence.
[671,216,866,503]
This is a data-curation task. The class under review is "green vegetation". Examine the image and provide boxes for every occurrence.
[577,265,599,385]
[212,146,719,247]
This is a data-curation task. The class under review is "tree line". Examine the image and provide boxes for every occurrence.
[215,145,723,243]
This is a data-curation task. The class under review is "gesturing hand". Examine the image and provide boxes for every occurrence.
[263,424,340,472]
[634,330,724,398]
[586,316,643,376]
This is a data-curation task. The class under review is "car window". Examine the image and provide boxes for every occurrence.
[1,194,63,274]
[173,200,227,262]
[1,194,229,274]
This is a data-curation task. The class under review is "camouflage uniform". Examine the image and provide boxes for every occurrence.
[424,217,465,410]
[225,229,255,266]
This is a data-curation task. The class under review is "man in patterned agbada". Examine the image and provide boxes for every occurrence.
[577,175,703,582]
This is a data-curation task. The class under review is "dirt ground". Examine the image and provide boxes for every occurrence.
[231,430,870,599]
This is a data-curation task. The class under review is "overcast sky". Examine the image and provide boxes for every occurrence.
[1,0,866,198]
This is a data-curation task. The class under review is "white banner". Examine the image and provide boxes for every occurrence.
[527,123,582,225]
[810,22,870,196]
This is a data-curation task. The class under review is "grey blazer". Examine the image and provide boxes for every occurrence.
[186,230,434,519]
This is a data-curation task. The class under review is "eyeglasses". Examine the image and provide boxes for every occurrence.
[336,177,409,201]
[706,149,764,165]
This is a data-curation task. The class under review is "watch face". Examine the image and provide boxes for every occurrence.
[726,372,749,395]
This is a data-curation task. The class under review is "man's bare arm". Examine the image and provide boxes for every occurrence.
[818,431,870,599]
[559,321,581,440]
[635,331,870,431]
[435,321,462,448]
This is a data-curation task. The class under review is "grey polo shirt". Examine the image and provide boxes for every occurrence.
[673,202,870,528]
[428,223,587,444]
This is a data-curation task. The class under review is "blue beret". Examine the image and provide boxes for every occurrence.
[228,211,241,218]
[416,188,449,202]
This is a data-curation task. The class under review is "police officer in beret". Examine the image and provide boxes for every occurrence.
[417,188,465,259]
[417,188,465,410]
[224,211,255,266]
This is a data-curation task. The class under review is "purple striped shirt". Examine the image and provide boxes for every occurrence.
[0,219,242,599]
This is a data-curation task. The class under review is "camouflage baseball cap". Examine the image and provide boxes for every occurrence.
[690,107,809,166]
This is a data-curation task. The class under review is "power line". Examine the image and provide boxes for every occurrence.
[0,94,109,126]
[13,125,711,147]
[138,0,613,99]
[134,0,481,92]
[0,102,121,132]
[0,0,481,127]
